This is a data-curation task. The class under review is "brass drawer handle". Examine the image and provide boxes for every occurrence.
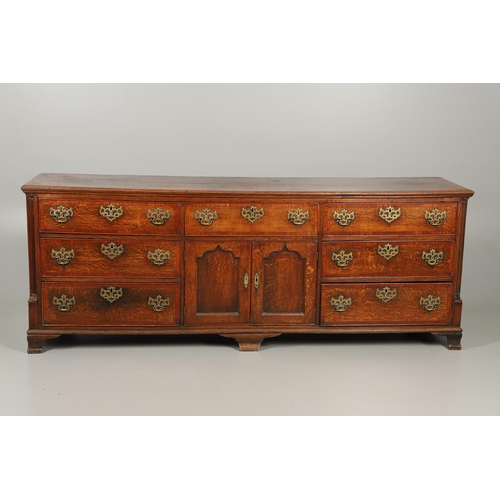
[101,242,124,260]
[378,243,399,260]
[332,250,353,267]
[331,294,352,312]
[379,206,401,223]
[420,294,441,311]
[148,248,171,266]
[50,205,73,223]
[422,249,444,266]
[242,206,264,223]
[147,207,170,225]
[425,208,447,226]
[288,208,309,225]
[333,209,355,226]
[51,247,75,265]
[148,295,170,312]
[376,287,397,302]
[243,272,249,289]
[254,272,259,289]
[195,208,217,226]
[53,294,76,312]
[100,286,123,303]
[100,204,123,222]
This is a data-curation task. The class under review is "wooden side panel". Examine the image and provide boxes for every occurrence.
[39,199,181,235]
[321,283,452,326]
[185,241,251,325]
[252,241,317,325]
[41,238,181,278]
[323,202,457,235]
[42,283,180,326]
[322,240,454,280]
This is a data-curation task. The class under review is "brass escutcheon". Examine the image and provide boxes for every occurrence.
[331,250,353,267]
[148,295,170,312]
[195,208,217,226]
[333,209,355,226]
[51,247,75,265]
[288,208,309,225]
[147,207,170,225]
[243,272,249,289]
[379,206,401,223]
[376,287,397,302]
[100,286,123,303]
[100,204,123,222]
[50,205,73,223]
[254,272,259,289]
[330,294,352,312]
[377,243,399,260]
[425,208,447,226]
[422,249,444,266]
[101,242,124,260]
[148,248,171,266]
[242,206,264,223]
[53,294,76,312]
[420,294,441,311]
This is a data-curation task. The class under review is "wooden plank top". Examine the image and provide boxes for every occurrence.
[22,173,474,197]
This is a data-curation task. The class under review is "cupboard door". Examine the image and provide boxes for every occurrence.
[185,241,251,325]
[251,241,317,325]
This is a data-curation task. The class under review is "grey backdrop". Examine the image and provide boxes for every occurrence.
[1,84,498,310]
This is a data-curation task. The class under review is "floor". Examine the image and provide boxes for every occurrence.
[1,301,499,415]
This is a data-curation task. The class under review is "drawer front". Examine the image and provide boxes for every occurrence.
[41,239,181,278]
[322,240,454,279]
[39,199,181,234]
[42,283,180,326]
[186,203,319,235]
[323,202,457,235]
[321,283,452,325]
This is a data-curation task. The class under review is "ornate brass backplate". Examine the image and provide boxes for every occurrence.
[195,208,217,226]
[243,272,249,289]
[147,207,170,225]
[331,294,352,312]
[379,206,401,223]
[148,295,170,312]
[51,247,75,265]
[53,294,76,312]
[101,242,124,260]
[50,205,73,223]
[420,294,441,311]
[422,249,444,266]
[331,250,353,267]
[100,286,123,303]
[99,204,123,222]
[377,243,399,260]
[288,208,309,225]
[242,206,264,223]
[148,248,171,266]
[425,208,447,226]
[333,208,355,226]
[376,287,397,302]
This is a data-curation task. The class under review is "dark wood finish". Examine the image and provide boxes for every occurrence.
[322,240,454,280]
[21,174,473,352]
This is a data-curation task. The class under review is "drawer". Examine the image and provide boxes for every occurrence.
[322,240,454,280]
[323,202,457,235]
[185,203,319,235]
[321,283,452,326]
[39,199,181,234]
[42,283,180,326]
[41,238,181,278]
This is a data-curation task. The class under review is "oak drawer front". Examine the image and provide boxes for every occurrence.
[39,200,180,234]
[322,241,454,279]
[323,202,456,235]
[42,284,180,326]
[321,283,452,326]
[185,203,318,235]
[41,239,181,278]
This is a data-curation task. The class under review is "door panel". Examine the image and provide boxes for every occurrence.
[185,241,251,325]
[251,241,317,325]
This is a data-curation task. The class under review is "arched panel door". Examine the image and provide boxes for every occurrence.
[185,241,251,325]
[251,241,317,325]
